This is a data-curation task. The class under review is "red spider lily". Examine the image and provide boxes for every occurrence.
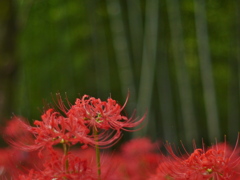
[0,148,21,179]
[7,109,122,153]
[3,93,147,179]
[150,138,240,180]
[112,138,162,180]
[0,147,45,180]
[3,116,35,146]
[18,151,95,180]
[31,109,91,148]
[67,94,146,132]
[70,147,124,180]
[54,93,145,147]
[148,159,184,180]
[121,137,158,155]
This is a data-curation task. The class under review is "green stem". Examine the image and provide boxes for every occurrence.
[63,143,69,172]
[94,128,101,180]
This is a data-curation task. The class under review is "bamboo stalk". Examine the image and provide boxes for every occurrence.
[166,0,198,144]
[158,54,177,142]
[126,0,143,65]
[134,0,159,137]
[106,0,137,111]
[85,0,111,96]
[194,0,220,140]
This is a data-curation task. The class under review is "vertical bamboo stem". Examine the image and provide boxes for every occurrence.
[134,0,159,137]
[106,0,137,111]
[194,0,220,140]
[166,0,198,144]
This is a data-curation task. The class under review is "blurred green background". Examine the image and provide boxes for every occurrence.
[0,0,239,147]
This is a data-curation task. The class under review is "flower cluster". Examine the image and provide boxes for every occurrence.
[3,94,145,179]
[1,93,240,180]
[8,94,144,150]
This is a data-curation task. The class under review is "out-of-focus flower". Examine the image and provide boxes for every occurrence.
[121,137,158,155]
[112,138,162,180]
[18,151,95,180]
[149,140,240,180]
[1,117,47,179]
[0,147,45,179]
[3,116,34,145]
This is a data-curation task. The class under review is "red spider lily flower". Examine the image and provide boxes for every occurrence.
[182,143,240,179]
[18,151,96,180]
[0,147,45,180]
[7,109,122,153]
[67,93,146,132]
[6,109,89,152]
[31,109,91,148]
[53,93,145,148]
[0,148,21,179]
[111,138,162,180]
[149,138,240,180]
[121,137,158,155]
[148,159,184,180]
[70,147,124,180]
[3,116,35,146]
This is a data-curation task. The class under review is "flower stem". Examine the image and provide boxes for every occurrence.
[94,128,101,180]
[63,143,69,172]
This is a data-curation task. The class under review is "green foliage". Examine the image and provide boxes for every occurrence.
[8,0,240,145]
